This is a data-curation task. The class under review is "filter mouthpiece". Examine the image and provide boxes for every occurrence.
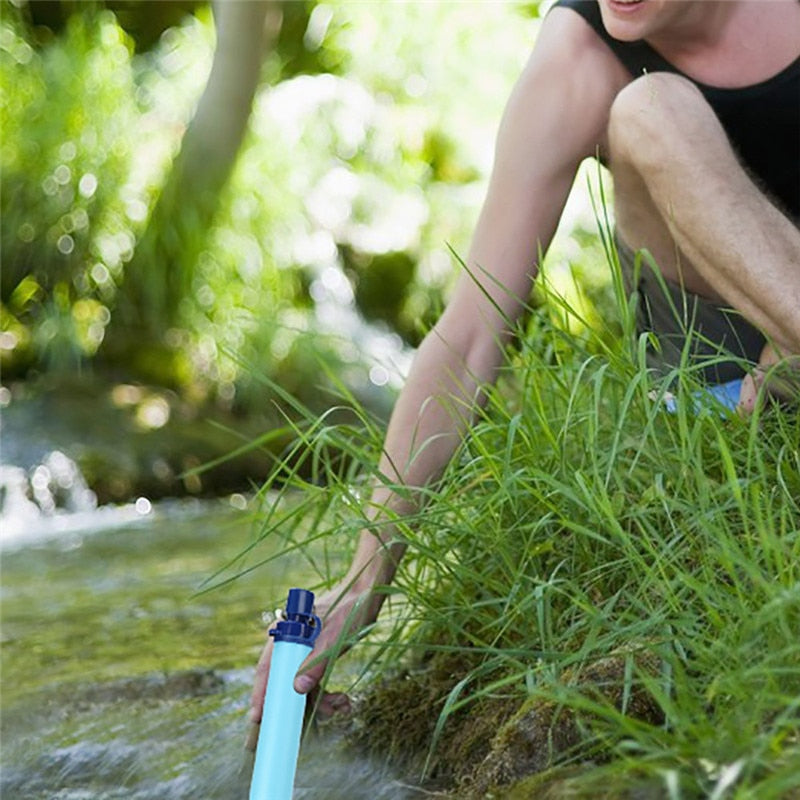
[269,588,321,647]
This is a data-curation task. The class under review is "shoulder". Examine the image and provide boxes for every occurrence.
[509,6,630,158]
[530,5,630,92]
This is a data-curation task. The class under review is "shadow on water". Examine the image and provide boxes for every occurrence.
[0,500,424,799]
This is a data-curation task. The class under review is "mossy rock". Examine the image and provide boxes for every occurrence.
[2,374,283,504]
[478,767,666,800]
[350,649,664,798]
[462,651,664,798]
[348,650,516,786]
[69,669,226,709]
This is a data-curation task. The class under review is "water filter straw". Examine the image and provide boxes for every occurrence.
[249,588,321,800]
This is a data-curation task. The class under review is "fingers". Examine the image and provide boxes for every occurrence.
[737,371,760,416]
[250,584,371,722]
[737,360,800,415]
[249,615,336,720]
[249,604,334,718]
[293,647,329,694]
[249,636,274,723]
[292,594,363,694]
[315,691,352,719]
[739,343,800,415]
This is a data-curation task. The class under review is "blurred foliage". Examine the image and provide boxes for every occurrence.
[1,4,139,372]
[0,0,622,422]
[22,0,204,52]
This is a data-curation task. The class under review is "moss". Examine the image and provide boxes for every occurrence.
[463,651,664,798]
[483,767,666,800]
[436,692,518,786]
[350,649,664,797]
[347,649,514,787]
[349,652,462,777]
[464,696,583,796]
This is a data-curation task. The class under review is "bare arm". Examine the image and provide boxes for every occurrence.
[251,8,626,720]
[343,7,626,590]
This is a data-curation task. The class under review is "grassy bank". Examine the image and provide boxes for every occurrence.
[243,242,800,798]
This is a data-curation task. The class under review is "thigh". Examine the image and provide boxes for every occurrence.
[607,72,800,353]
[612,159,725,303]
[617,235,766,383]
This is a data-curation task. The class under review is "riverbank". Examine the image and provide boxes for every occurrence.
[1,374,290,507]
[273,338,800,799]
[348,648,667,798]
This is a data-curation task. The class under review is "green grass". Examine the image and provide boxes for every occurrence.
[240,230,800,798]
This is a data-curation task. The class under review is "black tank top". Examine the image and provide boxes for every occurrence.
[554,0,800,220]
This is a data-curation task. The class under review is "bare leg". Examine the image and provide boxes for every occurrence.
[607,72,800,354]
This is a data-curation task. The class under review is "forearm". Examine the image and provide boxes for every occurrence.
[343,323,504,590]
[340,9,618,592]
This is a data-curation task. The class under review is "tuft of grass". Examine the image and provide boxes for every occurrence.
[237,214,800,798]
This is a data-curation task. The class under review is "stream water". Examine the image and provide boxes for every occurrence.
[0,493,422,799]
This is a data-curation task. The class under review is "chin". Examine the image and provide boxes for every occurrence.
[598,0,656,41]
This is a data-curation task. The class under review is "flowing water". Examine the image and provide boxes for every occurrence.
[0,486,422,799]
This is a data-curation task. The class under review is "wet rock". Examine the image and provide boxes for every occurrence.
[70,668,227,707]
[1,740,141,797]
[44,740,142,785]
[1,375,279,504]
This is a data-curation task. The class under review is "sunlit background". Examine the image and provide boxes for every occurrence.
[2,0,610,425]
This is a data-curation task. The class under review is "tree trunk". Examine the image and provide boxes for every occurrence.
[101,0,271,377]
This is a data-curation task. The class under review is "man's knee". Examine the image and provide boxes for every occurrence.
[608,72,711,167]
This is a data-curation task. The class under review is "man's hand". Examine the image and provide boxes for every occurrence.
[738,343,800,414]
[249,580,382,725]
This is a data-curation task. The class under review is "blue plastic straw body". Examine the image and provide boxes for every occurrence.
[249,639,311,800]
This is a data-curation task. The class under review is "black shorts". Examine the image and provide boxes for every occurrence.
[616,236,765,384]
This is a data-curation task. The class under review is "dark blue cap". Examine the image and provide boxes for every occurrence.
[269,588,322,647]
